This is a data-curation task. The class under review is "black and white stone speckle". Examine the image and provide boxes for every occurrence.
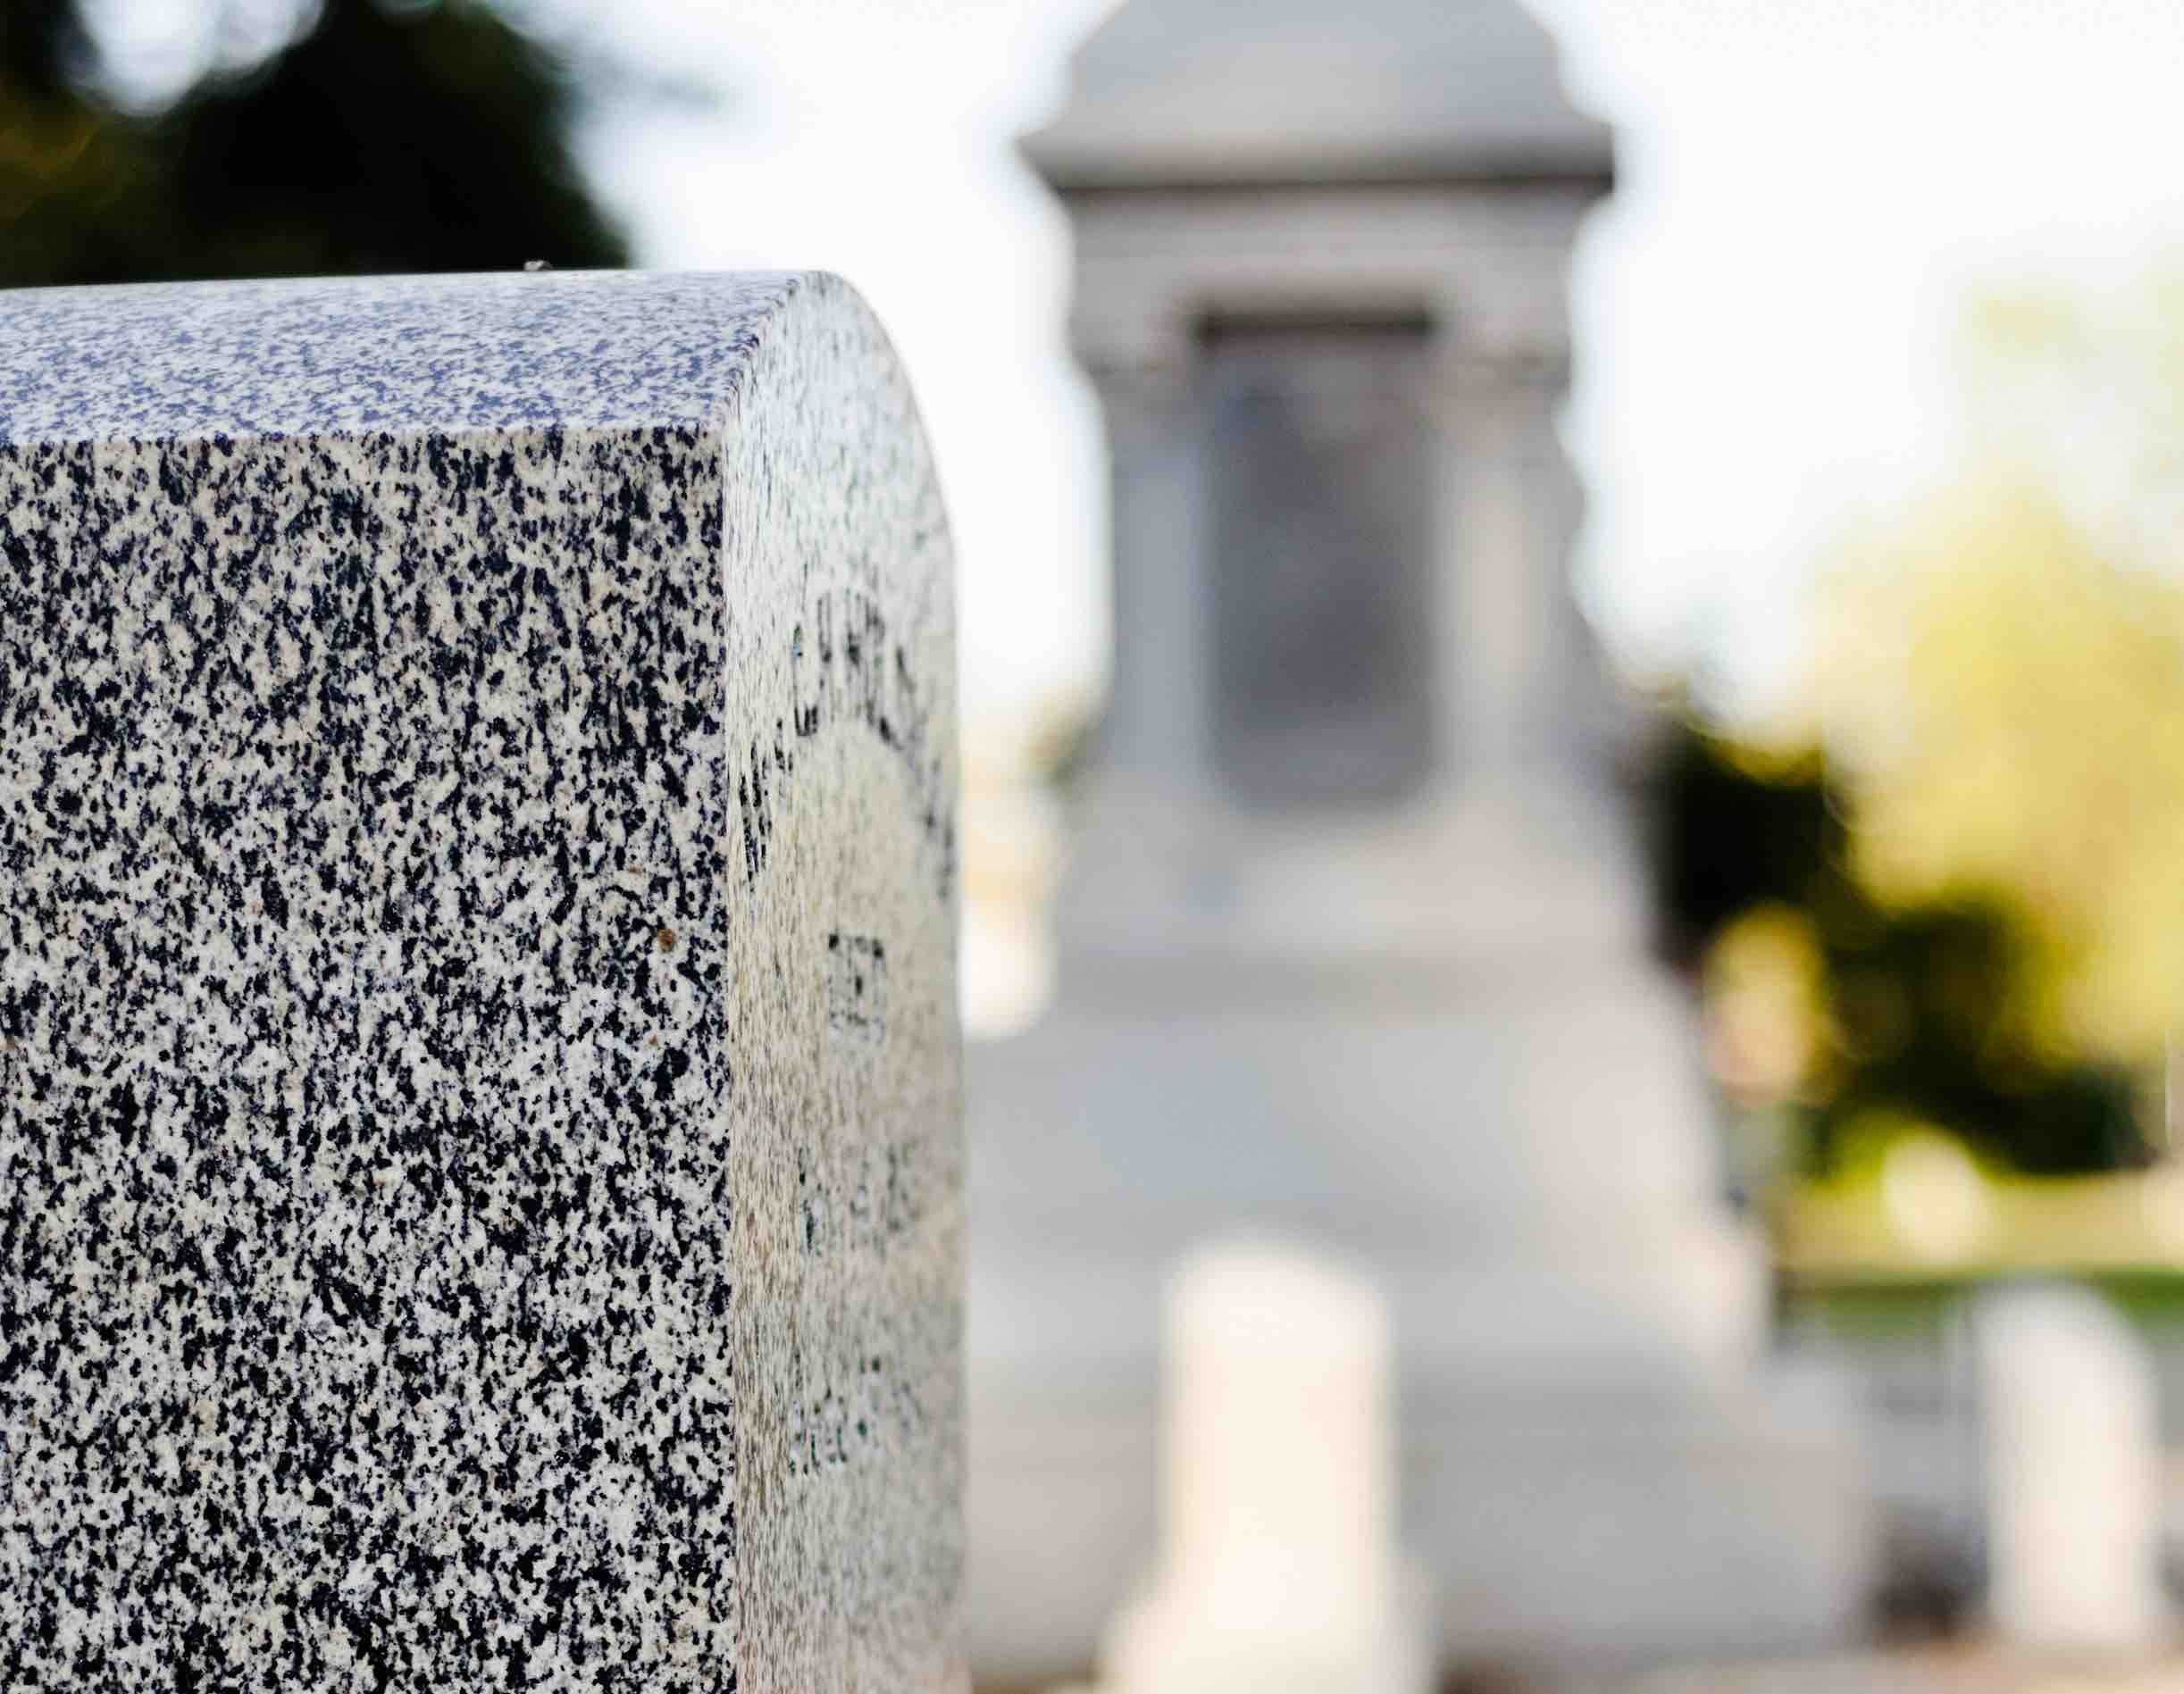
[0,271,962,1692]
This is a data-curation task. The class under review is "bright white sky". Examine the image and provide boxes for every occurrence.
[89,0,2184,740]
[1528,0,2184,721]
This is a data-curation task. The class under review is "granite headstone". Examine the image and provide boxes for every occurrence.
[0,271,963,1691]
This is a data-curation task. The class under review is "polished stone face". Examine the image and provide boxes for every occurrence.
[0,271,962,1692]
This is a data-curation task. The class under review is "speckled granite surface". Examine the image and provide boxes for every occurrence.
[0,271,963,1692]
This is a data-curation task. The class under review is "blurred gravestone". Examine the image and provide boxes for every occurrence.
[1978,1283,2170,1653]
[1086,1239,1430,1694]
[0,271,963,1690]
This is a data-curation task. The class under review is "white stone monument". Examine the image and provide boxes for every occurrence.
[966,0,1876,1676]
[0,271,964,1691]
[1084,1240,1429,1694]
[1979,1283,2171,1655]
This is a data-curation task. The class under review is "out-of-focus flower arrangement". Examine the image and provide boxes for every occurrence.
[1650,272,2184,1272]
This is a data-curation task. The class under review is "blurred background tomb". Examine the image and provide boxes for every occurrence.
[962,0,1873,1680]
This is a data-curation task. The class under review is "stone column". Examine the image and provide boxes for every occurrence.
[0,271,964,1692]
[1437,346,1576,779]
[1432,345,1572,781]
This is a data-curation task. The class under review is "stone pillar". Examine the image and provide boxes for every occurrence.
[0,271,965,1691]
[1438,347,1578,778]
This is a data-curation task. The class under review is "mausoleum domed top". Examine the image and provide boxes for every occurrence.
[1024,0,1611,192]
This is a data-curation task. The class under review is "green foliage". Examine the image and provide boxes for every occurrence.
[0,0,624,289]
[1824,903,2143,1178]
[1643,718,2146,1180]
[1641,716,1836,974]
[1651,274,2184,1193]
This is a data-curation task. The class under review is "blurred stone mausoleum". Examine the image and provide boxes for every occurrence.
[964,0,1877,1682]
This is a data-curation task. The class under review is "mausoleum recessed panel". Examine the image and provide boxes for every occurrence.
[1199,316,1439,813]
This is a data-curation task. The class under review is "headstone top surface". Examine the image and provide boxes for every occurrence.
[1,269,817,446]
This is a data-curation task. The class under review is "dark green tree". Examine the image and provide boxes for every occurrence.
[0,0,624,288]
[1641,714,2146,1178]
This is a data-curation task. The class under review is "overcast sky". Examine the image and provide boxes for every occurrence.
[92,0,2184,740]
